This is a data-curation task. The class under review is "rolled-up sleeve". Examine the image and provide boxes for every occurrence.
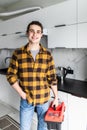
[6,51,18,85]
[47,54,57,86]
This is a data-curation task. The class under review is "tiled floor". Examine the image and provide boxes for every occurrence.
[0,100,37,130]
[0,100,19,123]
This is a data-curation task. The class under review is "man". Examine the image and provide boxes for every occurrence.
[6,21,58,130]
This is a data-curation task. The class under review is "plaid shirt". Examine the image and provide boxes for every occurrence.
[7,43,57,105]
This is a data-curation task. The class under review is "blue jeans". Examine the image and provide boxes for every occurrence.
[20,99,49,130]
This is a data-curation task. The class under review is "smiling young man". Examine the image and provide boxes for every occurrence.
[6,21,58,130]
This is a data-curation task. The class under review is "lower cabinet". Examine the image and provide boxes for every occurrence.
[58,91,87,130]
[58,91,68,130]
[68,94,87,130]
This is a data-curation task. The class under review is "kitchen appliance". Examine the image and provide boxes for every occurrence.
[4,56,12,68]
[56,66,73,82]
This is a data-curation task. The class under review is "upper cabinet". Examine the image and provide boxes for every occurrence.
[0,33,27,49]
[48,24,77,48]
[78,0,87,23]
[45,0,77,28]
[78,23,87,48]
[47,0,77,48]
[77,0,87,48]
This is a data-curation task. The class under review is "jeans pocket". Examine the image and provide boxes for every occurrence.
[20,98,33,109]
[20,99,27,108]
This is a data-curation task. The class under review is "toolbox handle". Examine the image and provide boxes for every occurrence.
[53,105,56,110]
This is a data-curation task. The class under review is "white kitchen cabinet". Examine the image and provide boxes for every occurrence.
[82,97,87,130]
[48,24,77,48]
[68,94,87,130]
[0,33,27,49]
[58,91,68,130]
[78,23,87,48]
[46,0,77,28]
[78,0,87,23]
[77,0,87,48]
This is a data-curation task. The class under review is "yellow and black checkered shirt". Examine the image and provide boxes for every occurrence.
[7,43,57,105]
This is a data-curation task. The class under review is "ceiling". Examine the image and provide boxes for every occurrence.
[0,0,66,21]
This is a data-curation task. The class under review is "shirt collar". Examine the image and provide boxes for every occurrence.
[39,44,46,53]
[22,43,46,54]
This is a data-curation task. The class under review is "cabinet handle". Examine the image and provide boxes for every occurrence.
[54,24,66,28]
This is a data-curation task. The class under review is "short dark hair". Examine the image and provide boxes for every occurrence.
[26,21,43,33]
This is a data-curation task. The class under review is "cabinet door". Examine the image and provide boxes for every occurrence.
[46,0,77,28]
[48,25,77,48]
[0,34,27,49]
[78,23,87,48]
[58,91,68,130]
[68,94,87,130]
[81,97,87,130]
[78,0,87,23]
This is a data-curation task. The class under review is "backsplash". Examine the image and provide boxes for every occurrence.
[51,48,87,81]
[0,48,87,81]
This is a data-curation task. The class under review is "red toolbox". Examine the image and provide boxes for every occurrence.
[45,102,65,130]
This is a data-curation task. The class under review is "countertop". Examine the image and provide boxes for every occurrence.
[0,68,8,75]
[0,68,87,98]
[58,78,87,98]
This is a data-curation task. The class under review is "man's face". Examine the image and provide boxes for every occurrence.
[27,24,43,44]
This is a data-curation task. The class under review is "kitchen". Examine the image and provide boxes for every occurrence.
[0,0,87,130]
